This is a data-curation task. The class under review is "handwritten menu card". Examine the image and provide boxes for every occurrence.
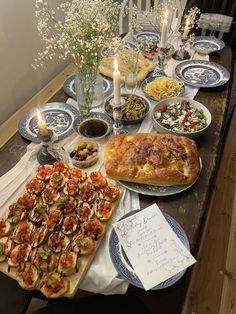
[113,204,196,290]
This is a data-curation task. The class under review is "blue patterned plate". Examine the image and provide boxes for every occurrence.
[133,30,160,44]
[109,209,190,290]
[63,74,113,100]
[175,60,230,88]
[192,36,225,54]
[18,102,80,143]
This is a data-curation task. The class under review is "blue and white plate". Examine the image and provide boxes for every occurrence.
[18,102,80,143]
[63,74,113,100]
[133,30,160,44]
[141,71,185,101]
[192,36,225,54]
[109,209,190,290]
[175,60,230,88]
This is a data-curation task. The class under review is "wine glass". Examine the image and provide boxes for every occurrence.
[125,72,138,94]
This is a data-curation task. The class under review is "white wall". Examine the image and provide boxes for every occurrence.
[0,0,188,126]
[0,0,69,125]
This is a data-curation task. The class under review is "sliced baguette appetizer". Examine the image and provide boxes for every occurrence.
[72,236,94,256]
[68,167,87,182]
[48,232,70,253]
[29,203,48,224]
[58,251,80,276]
[95,201,112,222]
[75,202,94,222]
[61,215,78,236]
[52,161,69,174]
[43,209,63,232]
[26,178,45,195]
[8,243,31,267]
[99,185,120,203]
[7,203,27,224]
[32,247,57,272]
[42,187,60,205]
[0,218,12,237]
[16,263,40,290]
[11,221,35,244]
[31,226,49,248]
[49,172,66,191]
[40,272,69,298]
[36,165,53,181]
[17,193,37,210]
[79,182,96,204]
[63,178,80,196]
[54,195,77,214]
[89,171,107,190]
[82,219,104,240]
[0,237,14,262]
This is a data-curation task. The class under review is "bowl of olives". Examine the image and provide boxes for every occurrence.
[68,138,99,168]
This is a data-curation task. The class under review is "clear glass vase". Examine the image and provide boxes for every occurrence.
[75,69,104,114]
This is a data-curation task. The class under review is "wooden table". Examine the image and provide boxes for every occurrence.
[0,47,233,314]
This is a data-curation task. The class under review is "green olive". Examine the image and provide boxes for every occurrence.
[79,150,87,157]
[86,155,94,160]
[92,152,97,157]
[86,143,93,150]
[77,142,87,149]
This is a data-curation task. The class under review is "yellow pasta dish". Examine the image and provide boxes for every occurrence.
[144,76,184,100]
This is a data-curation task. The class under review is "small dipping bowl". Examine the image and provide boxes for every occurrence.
[68,138,99,168]
[73,112,113,140]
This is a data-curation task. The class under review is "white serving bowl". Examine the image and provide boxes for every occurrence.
[152,97,212,139]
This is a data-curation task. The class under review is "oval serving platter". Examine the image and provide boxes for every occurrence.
[192,36,225,54]
[175,60,230,88]
[109,209,190,290]
[63,74,113,100]
[18,102,80,143]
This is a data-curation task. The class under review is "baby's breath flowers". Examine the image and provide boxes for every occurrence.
[34,0,122,71]
[34,0,122,112]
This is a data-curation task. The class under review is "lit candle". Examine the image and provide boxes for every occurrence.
[183,16,190,39]
[113,58,121,106]
[159,10,168,48]
[36,109,48,137]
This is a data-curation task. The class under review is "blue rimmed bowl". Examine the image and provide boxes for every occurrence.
[141,71,185,102]
[104,93,150,125]
[73,112,113,140]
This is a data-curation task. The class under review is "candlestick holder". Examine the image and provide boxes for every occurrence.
[112,99,126,134]
[37,129,67,165]
[172,36,190,61]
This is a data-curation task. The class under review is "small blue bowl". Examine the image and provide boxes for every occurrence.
[73,112,113,140]
[104,93,150,125]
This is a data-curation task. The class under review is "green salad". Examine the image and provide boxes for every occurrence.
[154,100,208,132]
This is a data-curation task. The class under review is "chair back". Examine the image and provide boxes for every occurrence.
[199,13,233,39]
[119,0,182,35]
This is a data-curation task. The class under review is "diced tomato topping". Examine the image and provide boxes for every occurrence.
[45,210,61,228]
[80,183,94,199]
[53,161,68,173]
[85,220,103,236]
[66,179,79,194]
[10,244,29,263]
[46,277,65,294]
[17,193,35,209]
[184,111,192,119]
[76,205,90,218]
[160,104,167,113]
[99,202,111,217]
[43,187,57,202]
[63,216,76,231]
[49,233,63,247]
[18,265,33,285]
[59,252,73,269]
[69,168,82,178]
[37,165,53,178]
[89,172,106,189]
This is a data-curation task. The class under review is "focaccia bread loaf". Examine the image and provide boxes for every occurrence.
[99,49,155,84]
[104,133,200,186]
